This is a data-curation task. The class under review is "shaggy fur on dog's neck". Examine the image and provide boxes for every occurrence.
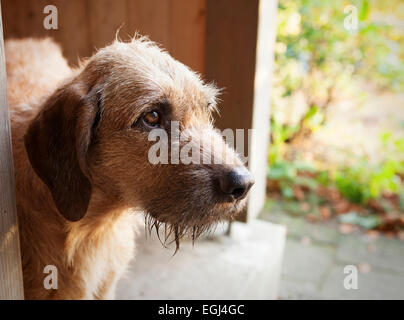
[12,97,138,300]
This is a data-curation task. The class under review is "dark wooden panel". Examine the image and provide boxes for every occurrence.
[205,1,258,156]
[0,3,24,300]
[1,0,207,72]
[88,0,129,49]
[205,0,258,129]
[170,0,206,73]
[205,0,260,221]
[1,0,92,65]
[127,0,171,49]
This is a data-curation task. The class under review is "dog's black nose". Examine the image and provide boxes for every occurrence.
[219,167,254,200]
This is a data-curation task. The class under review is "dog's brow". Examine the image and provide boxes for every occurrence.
[152,98,171,112]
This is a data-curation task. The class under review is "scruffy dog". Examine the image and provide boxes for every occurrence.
[6,37,254,299]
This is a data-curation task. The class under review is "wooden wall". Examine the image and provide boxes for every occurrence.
[1,0,206,73]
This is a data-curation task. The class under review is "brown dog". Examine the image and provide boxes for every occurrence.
[6,36,254,299]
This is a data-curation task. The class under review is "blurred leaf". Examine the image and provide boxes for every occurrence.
[359,0,370,21]
[281,184,295,199]
[294,161,316,172]
[268,161,297,180]
[399,193,404,211]
[282,200,306,215]
[380,131,392,146]
[304,105,319,121]
[338,212,380,229]
[316,171,331,186]
[294,176,319,190]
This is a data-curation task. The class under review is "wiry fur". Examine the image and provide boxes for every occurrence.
[6,36,249,300]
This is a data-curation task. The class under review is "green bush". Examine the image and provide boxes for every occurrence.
[268,0,404,211]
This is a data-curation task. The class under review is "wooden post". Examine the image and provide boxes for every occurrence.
[205,0,277,221]
[0,4,24,299]
[247,0,278,221]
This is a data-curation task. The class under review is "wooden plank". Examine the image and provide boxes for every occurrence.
[205,0,259,222]
[1,0,92,65]
[2,0,207,73]
[170,0,206,73]
[247,0,278,221]
[126,0,171,50]
[88,0,129,49]
[0,4,24,300]
[52,0,92,63]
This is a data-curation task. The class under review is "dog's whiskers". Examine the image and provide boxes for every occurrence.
[144,213,219,255]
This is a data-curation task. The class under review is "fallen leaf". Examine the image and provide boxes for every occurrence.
[365,230,380,240]
[320,206,332,220]
[300,236,311,246]
[357,263,371,274]
[293,186,305,201]
[333,200,351,214]
[399,215,404,227]
[306,214,318,222]
[339,223,354,234]
[300,202,310,212]
[368,199,385,213]
[367,244,376,253]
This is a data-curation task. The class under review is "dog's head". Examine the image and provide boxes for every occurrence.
[25,37,254,243]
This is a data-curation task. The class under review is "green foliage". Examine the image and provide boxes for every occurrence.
[268,119,299,165]
[272,0,404,144]
[335,165,371,204]
[338,211,380,229]
[268,132,404,208]
[268,0,404,214]
[399,193,404,211]
[275,0,404,101]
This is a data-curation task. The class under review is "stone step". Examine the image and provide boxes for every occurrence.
[116,220,286,300]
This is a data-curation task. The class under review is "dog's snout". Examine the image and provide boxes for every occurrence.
[219,167,254,201]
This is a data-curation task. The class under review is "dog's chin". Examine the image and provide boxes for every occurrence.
[144,198,247,253]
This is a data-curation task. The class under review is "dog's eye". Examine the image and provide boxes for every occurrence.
[142,111,161,127]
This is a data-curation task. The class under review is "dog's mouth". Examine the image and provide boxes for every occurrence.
[144,216,216,254]
[143,196,247,253]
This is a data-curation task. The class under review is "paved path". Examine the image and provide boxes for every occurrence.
[260,209,404,299]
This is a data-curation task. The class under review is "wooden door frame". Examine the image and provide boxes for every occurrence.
[0,2,24,300]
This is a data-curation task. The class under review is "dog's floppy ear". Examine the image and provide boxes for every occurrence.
[24,80,101,221]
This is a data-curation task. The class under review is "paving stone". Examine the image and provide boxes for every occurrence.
[278,278,323,300]
[281,239,335,283]
[321,265,404,299]
[261,210,340,245]
[261,208,404,299]
[336,235,404,275]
